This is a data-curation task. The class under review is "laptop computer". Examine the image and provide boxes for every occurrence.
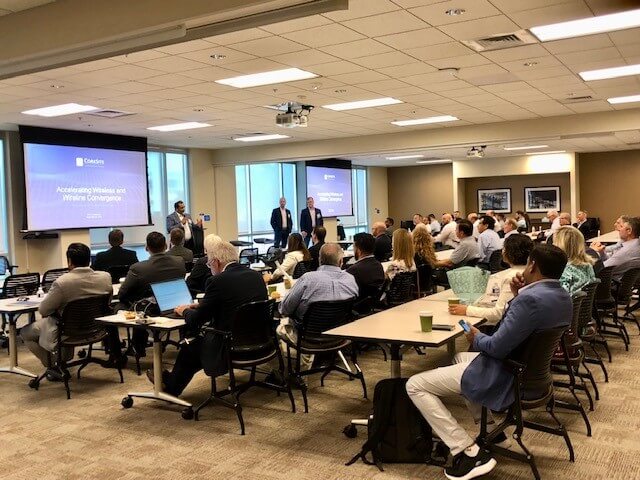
[150,278,193,318]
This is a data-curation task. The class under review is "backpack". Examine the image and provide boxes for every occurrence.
[346,378,449,471]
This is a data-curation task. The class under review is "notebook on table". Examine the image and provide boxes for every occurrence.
[150,278,193,319]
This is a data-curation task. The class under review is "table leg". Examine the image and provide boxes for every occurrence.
[447,338,456,357]
[0,316,37,378]
[389,344,402,378]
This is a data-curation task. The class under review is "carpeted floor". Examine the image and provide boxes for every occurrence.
[2,322,639,480]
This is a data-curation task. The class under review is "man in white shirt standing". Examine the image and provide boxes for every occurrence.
[435,213,460,249]
[166,200,203,252]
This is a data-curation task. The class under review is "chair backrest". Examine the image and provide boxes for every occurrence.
[292,260,313,279]
[239,248,259,265]
[416,263,433,296]
[387,271,415,305]
[488,250,505,274]
[2,273,40,298]
[578,280,600,332]
[230,299,276,354]
[301,298,355,337]
[595,265,615,304]
[107,265,130,284]
[616,267,640,304]
[41,268,69,293]
[58,294,111,345]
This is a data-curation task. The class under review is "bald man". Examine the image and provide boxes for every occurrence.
[372,221,392,262]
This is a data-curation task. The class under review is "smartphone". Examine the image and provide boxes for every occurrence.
[458,319,471,333]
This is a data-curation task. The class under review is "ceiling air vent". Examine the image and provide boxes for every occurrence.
[87,109,134,118]
[462,30,537,52]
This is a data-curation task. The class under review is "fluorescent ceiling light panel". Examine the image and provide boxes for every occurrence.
[526,150,566,155]
[503,145,548,151]
[234,134,290,142]
[215,68,317,88]
[391,115,458,126]
[323,97,403,111]
[579,63,640,81]
[386,154,424,160]
[22,103,98,117]
[147,122,211,132]
[607,94,640,104]
[530,8,640,42]
[417,159,452,164]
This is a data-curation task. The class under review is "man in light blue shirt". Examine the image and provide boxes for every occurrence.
[592,216,640,281]
[477,215,502,264]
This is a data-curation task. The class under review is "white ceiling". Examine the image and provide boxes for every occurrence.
[1,0,640,164]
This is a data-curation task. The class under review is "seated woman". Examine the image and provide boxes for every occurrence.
[553,225,596,294]
[412,225,437,268]
[449,234,534,324]
[265,233,311,282]
[385,228,416,280]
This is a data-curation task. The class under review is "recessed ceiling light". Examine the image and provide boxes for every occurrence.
[210,54,227,60]
[22,103,99,117]
[526,150,566,155]
[215,68,318,88]
[417,159,453,164]
[386,154,424,160]
[504,145,548,151]
[445,8,465,16]
[323,97,403,111]
[147,122,211,132]
[234,134,290,142]
[607,94,640,104]
[530,8,640,42]
[523,62,538,67]
[391,115,458,126]
[579,63,640,81]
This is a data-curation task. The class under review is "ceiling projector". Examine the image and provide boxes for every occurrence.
[275,101,314,128]
[467,145,486,158]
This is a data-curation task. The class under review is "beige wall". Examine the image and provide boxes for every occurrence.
[387,163,454,223]
[367,167,388,227]
[463,173,571,220]
[578,150,640,230]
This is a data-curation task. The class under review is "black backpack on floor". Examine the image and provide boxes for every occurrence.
[346,378,449,471]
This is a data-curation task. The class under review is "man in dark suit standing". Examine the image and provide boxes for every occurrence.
[166,200,203,253]
[118,232,186,356]
[270,197,293,248]
[92,229,138,272]
[573,210,596,240]
[300,196,323,247]
[308,226,326,270]
[347,232,385,300]
[158,240,267,396]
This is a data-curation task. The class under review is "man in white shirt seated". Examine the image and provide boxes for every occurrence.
[435,213,459,249]
[477,215,502,264]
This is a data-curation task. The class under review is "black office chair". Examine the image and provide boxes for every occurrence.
[0,255,18,275]
[284,298,365,413]
[107,265,130,285]
[194,299,295,434]
[41,268,69,293]
[239,248,259,266]
[477,326,573,480]
[292,260,313,279]
[28,294,121,399]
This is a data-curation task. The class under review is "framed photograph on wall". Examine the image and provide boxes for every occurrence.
[525,186,560,213]
[477,188,511,213]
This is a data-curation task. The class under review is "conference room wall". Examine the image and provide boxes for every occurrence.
[387,163,454,222]
[578,149,640,231]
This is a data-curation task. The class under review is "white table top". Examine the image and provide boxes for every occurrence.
[0,296,43,313]
[323,299,483,348]
[588,230,619,244]
[96,312,185,330]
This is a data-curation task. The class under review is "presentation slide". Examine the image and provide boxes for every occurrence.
[306,166,353,217]
[24,143,149,231]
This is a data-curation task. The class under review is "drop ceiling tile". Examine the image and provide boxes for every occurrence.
[410,0,501,26]
[405,41,474,61]
[323,0,400,21]
[205,28,271,45]
[268,49,338,67]
[343,10,428,37]
[319,39,394,59]
[304,60,366,76]
[260,14,333,34]
[438,15,520,41]
[228,36,307,57]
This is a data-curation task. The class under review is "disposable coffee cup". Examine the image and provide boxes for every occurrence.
[419,311,433,332]
[448,297,460,306]
[267,285,277,295]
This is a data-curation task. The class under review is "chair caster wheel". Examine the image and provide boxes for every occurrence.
[77,349,87,359]
[121,396,133,408]
[28,378,40,390]
[182,407,194,420]
[343,424,358,438]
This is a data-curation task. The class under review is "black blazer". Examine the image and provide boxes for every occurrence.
[347,256,385,299]
[300,207,323,235]
[118,253,186,307]
[373,233,392,262]
[270,207,293,233]
[92,246,138,272]
[186,263,267,376]
[308,241,324,270]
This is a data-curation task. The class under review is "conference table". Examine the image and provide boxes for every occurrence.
[0,296,43,378]
[588,230,619,244]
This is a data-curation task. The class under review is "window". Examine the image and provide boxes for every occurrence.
[0,138,7,254]
[235,163,297,241]
[339,167,368,239]
[90,148,189,250]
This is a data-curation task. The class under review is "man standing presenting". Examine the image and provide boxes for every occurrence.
[270,197,292,248]
[300,196,323,247]
[166,200,203,252]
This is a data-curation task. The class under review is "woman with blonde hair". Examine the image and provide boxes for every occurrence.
[385,228,416,279]
[553,225,596,294]
[412,226,437,268]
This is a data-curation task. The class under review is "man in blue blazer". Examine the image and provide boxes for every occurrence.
[406,244,571,480]
[299,196,323,247]
[270,197,293,248]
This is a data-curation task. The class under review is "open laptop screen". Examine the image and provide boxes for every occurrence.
[150,278,192,313]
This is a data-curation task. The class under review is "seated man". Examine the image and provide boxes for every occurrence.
[21,243,113,369]
[477,215,501,264]
[186,234,221,295]
[278,243,358,370]
[308,226,326,270]
[347,232,385,301]
[591,216,640,281]
[92,229,138,272]
[435,213,459,249]
[372,221,392,262]
[167,227,194,263]
[118,232,186,355]
[159,240,267,396]
[406,244,571,480]
[435,220,479,269]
